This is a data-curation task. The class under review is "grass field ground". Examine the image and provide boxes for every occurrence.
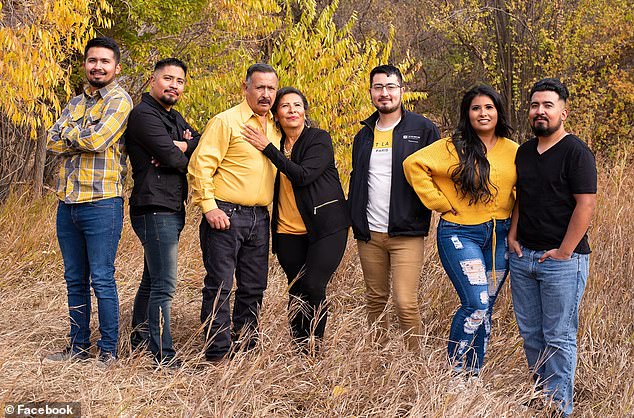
[0,159,632,417]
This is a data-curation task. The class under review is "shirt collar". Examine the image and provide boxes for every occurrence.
[238,100,274,125]
[83,81,120,99]
[142,92,171,114]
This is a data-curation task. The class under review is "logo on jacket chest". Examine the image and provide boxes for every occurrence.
[402,135,421,143]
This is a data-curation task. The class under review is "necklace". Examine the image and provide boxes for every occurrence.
[283,138,297,158]
[283,142,292,158]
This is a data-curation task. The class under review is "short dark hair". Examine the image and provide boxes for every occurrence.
[154,58,187,76]
[530,78,569,102]
[84,37,121,63]
[245,63,277,84]
[369,65,403,87]
[272,86,317,128]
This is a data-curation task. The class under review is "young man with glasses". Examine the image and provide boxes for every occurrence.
[348,64,440,349]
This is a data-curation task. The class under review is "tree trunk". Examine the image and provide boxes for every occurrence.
[492,0,514,130]
[33,125,47,198]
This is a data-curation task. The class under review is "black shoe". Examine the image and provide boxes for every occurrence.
[204,354,228,365]
[156,356,182,370]
[130,334,149,352]
[95,351,117,369]
[43,347,91,363]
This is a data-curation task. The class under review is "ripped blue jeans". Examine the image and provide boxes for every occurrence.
[437,218,510,374]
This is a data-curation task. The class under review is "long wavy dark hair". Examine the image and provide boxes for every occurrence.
[450,85,513,205]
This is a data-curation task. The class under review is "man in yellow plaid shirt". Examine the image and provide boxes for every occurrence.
[45,37,132,367]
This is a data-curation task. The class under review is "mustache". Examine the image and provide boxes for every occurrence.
[258,98,271,104]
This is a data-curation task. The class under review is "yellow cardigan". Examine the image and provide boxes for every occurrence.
[403,137,518,225]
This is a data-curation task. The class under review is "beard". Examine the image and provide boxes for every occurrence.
[87,70,114,90]
[159,93,178,107]
[531,118,562,137]
[88,79,109,89]
[375,101,400,115]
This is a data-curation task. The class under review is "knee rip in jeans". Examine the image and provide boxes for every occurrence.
[463,309,486,334]
[460,259,487,285]
[479,291,489,304]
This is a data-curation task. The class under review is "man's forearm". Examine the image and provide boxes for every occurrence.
[559,194,597,256]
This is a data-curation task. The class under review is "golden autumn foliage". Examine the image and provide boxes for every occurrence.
[0,0,632,196]
[0,0,112,137]
[423,0,634,148]
[270,0,397,175]
[126,0,422,178]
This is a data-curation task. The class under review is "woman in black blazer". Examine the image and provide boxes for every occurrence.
[242,87,350,353]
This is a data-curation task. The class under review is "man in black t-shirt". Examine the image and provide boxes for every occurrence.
[508,78,597,417]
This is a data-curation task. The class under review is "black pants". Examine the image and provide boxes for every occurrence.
[276,228,348,342]
[199,202,270,360]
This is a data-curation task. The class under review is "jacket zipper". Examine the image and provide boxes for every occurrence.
[314,199,338,214]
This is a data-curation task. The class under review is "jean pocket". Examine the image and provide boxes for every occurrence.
[86,199,115,209]
[547,253,577,263]
[216,202,236,219]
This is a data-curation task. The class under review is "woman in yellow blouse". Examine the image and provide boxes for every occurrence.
[403,85,518,375]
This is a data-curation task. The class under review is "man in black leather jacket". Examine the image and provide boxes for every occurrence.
[125,58,200,367]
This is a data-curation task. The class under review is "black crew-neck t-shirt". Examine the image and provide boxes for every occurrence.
[515,134,597,254]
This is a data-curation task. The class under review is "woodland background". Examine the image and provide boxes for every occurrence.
[0,0,633,417]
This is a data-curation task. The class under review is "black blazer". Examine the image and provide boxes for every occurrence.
[126,93,200,212]
[262,127,350,253]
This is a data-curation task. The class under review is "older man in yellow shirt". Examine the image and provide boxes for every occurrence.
[188,63,281,362]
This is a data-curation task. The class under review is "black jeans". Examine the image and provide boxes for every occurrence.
[199,201,270,360]
[276,228,348,342]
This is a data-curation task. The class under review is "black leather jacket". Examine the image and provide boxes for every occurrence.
[126,93,200,212]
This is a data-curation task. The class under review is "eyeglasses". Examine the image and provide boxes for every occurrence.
[371,83,402,92]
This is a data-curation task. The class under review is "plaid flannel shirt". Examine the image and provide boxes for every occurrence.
[47,82,132,203]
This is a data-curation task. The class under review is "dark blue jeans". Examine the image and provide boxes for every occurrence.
[199,201,270,360]
[56,197,123,356]
[436,218,510,374]
[130,210,185,361]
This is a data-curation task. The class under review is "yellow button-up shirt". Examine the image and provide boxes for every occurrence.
[47,82,132,203]
[188,100,282,213]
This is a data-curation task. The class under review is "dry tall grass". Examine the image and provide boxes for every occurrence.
[0,159,633,417]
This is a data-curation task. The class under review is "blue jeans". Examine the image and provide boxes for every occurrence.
[510,247,589,417]
[56,197,123,356]
[130,210,185,361]
[437,218,510,374]
[199,201,270,360]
